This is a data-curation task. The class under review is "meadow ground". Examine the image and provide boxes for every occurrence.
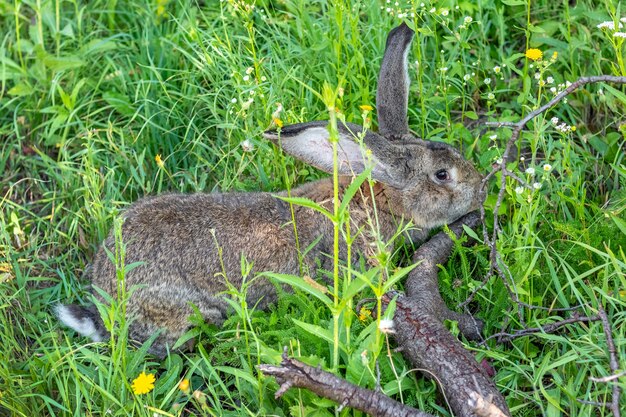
[1,0,625,416]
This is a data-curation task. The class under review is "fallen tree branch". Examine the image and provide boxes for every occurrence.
[405,211,484,341]
[383,293,510,417]
[259,351,434,417]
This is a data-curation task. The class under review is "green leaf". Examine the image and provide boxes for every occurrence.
[382,263,420,293]
[80,39,119,56]
[102,91,135,117]
[43,54,85,71]
[8,82,32,96]
[610,214,626,236]
[264,272,333,309]
[338,167,372,214]
[292,319,346,353]
[464,111,479,120]
[462,224,482,242]
[276,195,333,219]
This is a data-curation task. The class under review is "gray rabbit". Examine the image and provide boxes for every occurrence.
[57,23,483,357]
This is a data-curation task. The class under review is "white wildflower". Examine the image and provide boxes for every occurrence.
[550,87,557,94]
[551,117,559,124]
[534,72,541,80]
[245,67,254,74]
[525,167,536,175]
[379,319,395,334]
[441,9,449,16]
[241,139,254,152]
[464,16,473,24]
[597,21,623,30]
[272,102,283,119]
[241,97,254,111]
[543,164,552,171]
[243,75,250,82]
[484,78,491,84]
[532,182,542,190]
[488,92,495,100]
[515,186,524,194]
[489,134,497,140]
[614,32,626,38]
[231,98,237,104]
[463,74,471,81]
[546,76,554,84]
[493,65,501,74]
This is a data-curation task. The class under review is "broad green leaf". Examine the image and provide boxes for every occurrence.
[264,272,333,308]
[276,195,333,219]
[43,54,85,71]
[292,319,346,353]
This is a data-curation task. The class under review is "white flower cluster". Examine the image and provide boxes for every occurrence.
[597,18,626,38]
[550,116,575,133]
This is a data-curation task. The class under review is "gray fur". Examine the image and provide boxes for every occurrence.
[58,23,483,357]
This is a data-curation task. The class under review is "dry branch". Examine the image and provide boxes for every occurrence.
[597,304,622,417]
[405,211,483,341]
[259,352,433,417]
[477,75,626,323]
[481,314,600,344]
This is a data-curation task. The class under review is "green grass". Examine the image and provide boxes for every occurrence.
[1,0,625,416]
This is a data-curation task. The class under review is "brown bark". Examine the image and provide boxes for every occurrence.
[259,353,434,417]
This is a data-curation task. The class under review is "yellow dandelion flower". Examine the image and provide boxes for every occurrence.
[273,117,283,128]
[525,48,543,61]
[155,154,164,168]
[132,372,156,395]
[359,104,373,112]
[358,307,370,322]
[178,378,190,392]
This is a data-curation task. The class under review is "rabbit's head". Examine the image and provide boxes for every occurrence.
[264,23,483,231]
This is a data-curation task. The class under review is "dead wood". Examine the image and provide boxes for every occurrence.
[259,351,434,417]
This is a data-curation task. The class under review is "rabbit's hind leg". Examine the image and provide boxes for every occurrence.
[129,288,228,357]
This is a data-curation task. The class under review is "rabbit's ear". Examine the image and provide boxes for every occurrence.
[264,121,403,188]
[376,22,414,138]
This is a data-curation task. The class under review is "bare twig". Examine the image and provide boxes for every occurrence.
[597,304,622,417]
[478,75,626,327]
[590,370,626,383]
[480,314,600,345]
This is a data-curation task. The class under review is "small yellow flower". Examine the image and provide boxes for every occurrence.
[273,117,283,128]
[359,104,373,112]
[525,48,543,61]
[570,126,576,132]
[551,51,558,61]
[132,372,156,395]
[178,378,190,392]
[358,307,370,322]
[155,154,164,168]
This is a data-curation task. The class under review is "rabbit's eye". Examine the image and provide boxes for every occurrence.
[435,169,450,182]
